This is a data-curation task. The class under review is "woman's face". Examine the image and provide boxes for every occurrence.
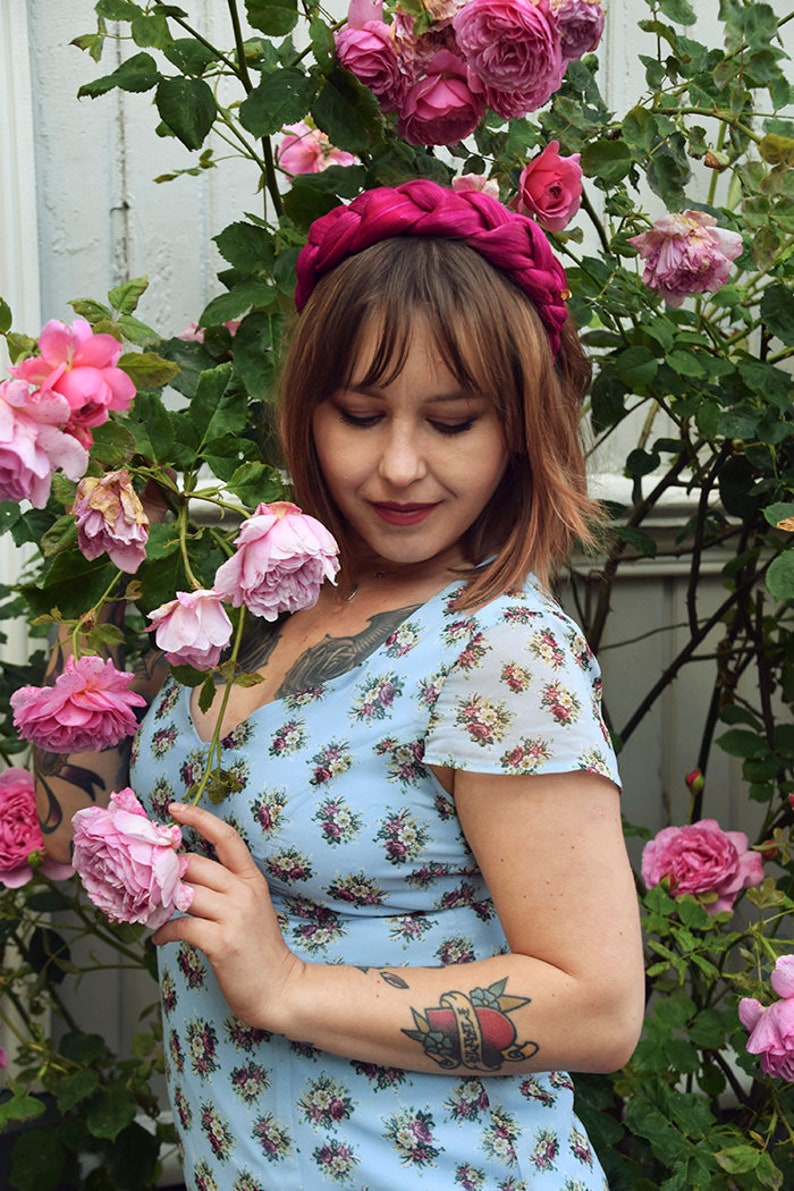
[311,319,508,573]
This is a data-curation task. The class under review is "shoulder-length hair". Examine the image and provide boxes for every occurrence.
[277,235,600,609]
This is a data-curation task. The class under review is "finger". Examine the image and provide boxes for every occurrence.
[182,853,236,893]
[170,802,260,877]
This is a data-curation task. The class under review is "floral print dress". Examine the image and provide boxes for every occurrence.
[130,577,617,1191]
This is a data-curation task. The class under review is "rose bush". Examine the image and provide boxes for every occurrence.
[0,0,792,1187]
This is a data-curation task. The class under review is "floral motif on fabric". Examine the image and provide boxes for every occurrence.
[200,1101,235,1160]
[309,739,353,785]
[250,788,288,835]
[325,870,385,907]
[312,795,362,846]
[384,1107,442,1166]
[374,736,427,785]
[376,807,429,865]
[455,694,512,746]
[311,1138,361,1182]
[252,1111,293,1162]
[230,1060,271,1104]
[268,718,307,758]
[298,1073,355,1130]
[350,671,404,722]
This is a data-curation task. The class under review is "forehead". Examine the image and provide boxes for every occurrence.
[345,308,488,395]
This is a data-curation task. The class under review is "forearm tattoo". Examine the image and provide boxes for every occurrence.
[235,605,421,696]
[403,978,539,1071]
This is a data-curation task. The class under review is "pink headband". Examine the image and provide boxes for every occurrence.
[294,179,570,356]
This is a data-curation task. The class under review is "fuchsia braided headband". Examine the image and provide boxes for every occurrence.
[294,178,570,357]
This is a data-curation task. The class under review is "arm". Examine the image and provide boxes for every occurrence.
[153,769,645,1077]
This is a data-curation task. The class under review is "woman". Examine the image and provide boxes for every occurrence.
[39,180,644,1190]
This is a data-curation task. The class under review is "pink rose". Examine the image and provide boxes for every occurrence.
[0,767,74,888]
[641,818,764,914]
[11,655,147,754]
[336,22,405,111]
[177,319,240,342]
[739,956,794,1080]
[397,50,484,146]
[147,589,233,669]
[72,787,193,929]
[0,379,88,508]
[348,0,383,25]
[0,1046,7,1069]
[628,210,744,307]
[213,501,340,621]
[452,173,501,200]
[73,469,150,573]
[276,121,357,177]
[517,140,582,231]
[10,319,136,448]
[550,0,605,60]
[453,0,565,116]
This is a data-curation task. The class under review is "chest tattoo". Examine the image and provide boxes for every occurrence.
[234,605,421,696]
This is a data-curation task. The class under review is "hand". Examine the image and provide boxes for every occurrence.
[151,802,304,1030]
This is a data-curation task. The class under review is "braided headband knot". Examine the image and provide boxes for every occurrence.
[295,179,570,357]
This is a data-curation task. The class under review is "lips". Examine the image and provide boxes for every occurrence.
[371,502,438,526]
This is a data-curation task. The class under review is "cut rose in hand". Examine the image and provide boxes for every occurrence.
[72,787,193,929]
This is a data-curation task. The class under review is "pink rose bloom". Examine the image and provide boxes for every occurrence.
[10,319,135,448]
[393,12,460,78]
[348,0,384,25]
[73,469,150,573]
[0,767,74,888]
[177,320,240,342]
[517,140,583,231]
[11,655,147,754]
[147,589,233,669]
[214,501,340,621]
[452,173,501,200]
[628,210,744,308]
[739,956,794,1081]
[641,818,764,914]
[276,122,357,177]
[336,22,405,112]
[397,50,484,146]
[0,379,88,508]
[551,0,605,60]
[453,0,565,115]
[0,1046,7,1069]
[72,787,193,929]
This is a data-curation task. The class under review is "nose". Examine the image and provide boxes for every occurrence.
[377,424,428,487]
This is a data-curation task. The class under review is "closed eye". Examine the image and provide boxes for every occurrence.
[431,419,476,436]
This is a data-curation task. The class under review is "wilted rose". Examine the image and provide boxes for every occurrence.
[551,0,605,60]
[0,379,88,508]
[73,469,150,573]
[148,589,233,669]
[11,655,146,754]
[397,50,484,146]
[336,22,405,111]
[628,210,743,307]
[276,122,356,177]
[213,501,340,621]
[10,319,135,448]
[641,818,764,913]
[453,0,564,115]
[739,956,794,1080]
[517,140,582,231]
[0,767,74,888]
[72,787,193,929]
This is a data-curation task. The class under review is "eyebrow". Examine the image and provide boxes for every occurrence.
[346,386,484,403]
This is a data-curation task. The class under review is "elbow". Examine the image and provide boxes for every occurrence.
[581,987,645,1074]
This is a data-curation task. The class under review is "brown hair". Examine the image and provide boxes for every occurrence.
[277,236,601,608]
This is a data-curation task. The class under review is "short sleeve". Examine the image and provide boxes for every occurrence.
[422,592,620,787]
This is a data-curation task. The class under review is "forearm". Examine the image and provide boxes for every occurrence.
[274,951,641,1077]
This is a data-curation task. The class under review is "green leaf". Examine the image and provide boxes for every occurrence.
[214,221,275,272]
[715,1145,761,1175]
[191,363,247,444]
[764,502,794,528]
[313,65,383,155]
[239,67,317,137]
[715,728,769,758]
[156,76,216,150]
[245,0,299,36]
[200,280,276,325]
[0,296,11,333]
[0,1092,48,1127]
[227,461,285,507]
[89,418,138,467]
[131,9,173,50]
[118,350,180,388]
[10,1130,66,1191]
[615,346,659,389]
[56,1068,102,1112]
[646,139,691,208]
[40,514,79,558]
[766,549,794,600]
[580,139,633,185]
[77,51,160,98]
[621,107,659,152]
[85,1082,137,1141]
[614,525,658,558]
[231,311,279,401]
[95,0,139,16]
[659,0,696,24]
[760,282,794,345]
[164,36,220,77]
[108,276,148,315]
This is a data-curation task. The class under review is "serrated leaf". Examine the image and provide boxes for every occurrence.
[56,1067,102,1112]
[200,280,276,325]
[715,728,769,758]
[760,282,794,345]
[156,76,216,150]
[313,65,382,155]
[0,296,11,333]
[9,1130,66,1191]
[766,549,794,600]
[85,1081,137,1140]
[239,67,318,137]
[214,221,275,271]
[108,276,148,315]
[78,51,160,98]
[88,418,138,467]
[0,1092,48,1127]
[581,140,633,185]
[245,0,299,36]
[118,350,180,388]
[199,675,219,713]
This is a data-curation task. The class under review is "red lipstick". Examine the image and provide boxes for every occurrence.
[371,502,438,526]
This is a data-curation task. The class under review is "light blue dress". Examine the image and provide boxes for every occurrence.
[130,577,617,1191]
